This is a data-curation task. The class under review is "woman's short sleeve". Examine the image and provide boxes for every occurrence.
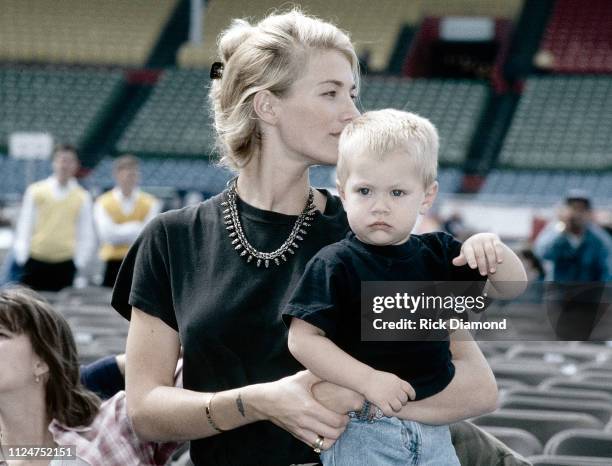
[111,215,178,331]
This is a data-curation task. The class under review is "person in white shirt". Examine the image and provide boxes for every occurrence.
[93,155,160,287]
[13,144,95,291]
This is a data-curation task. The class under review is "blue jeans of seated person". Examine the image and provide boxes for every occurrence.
[320,405,460,466]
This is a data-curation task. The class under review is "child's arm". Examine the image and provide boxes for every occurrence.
[452,233,527,299]
[288,317,415,416]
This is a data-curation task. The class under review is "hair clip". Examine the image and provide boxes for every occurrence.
[210,62,224,80]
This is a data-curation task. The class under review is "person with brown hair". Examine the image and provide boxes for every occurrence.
[112,8,528,466]
[0,287,180,466]
[93,155,160,287]
[13,144,95,291]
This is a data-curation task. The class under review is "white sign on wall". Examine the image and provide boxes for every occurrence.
[440,17,495,42]
[9,132,54,160]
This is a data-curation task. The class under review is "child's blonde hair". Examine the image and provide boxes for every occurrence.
[337,109,439,189]
[209,8,359,170]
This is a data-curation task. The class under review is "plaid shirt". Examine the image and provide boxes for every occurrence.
[48,361,184,466]
[48,391,182,466]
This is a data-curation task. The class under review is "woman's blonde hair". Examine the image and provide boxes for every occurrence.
[209,8,359,170]
[337,109,439,189]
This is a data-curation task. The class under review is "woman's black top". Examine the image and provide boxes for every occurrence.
[111,189,348,466]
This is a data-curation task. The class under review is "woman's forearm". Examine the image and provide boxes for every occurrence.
[394,360,497,425]
[130,382,267,442]
[126,308,269,442]
[395,334,498,425]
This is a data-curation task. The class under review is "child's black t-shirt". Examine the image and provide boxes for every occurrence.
[284,231,486,400]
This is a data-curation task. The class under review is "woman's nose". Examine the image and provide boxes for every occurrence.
[341,96,360,123]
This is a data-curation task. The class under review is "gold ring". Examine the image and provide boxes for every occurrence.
[313,435,324,453]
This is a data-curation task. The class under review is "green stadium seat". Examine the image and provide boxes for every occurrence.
[359,77,487,166]
[499,76,612,170]
[116,69,215,158]
[0,67,123,152]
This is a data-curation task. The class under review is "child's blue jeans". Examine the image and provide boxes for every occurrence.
[320,406,460,466]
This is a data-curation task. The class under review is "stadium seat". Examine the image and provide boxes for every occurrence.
[472,409,603,444]
[420,0,522,17]
[490,361,563,386]
[497,76,612,170]
[177,0,421,72]
[116,69,215,158]
[0,0,177,66]
[529,455,612,466]
[359,77,488,165]
[502,387,612,404]
[495,378,528,392]
[490,355,575,371]
[116,73,488,166]
[505,344,612,365]
[540,378,612,396]
[500,396,612,424]
[537,0,612,74]
[56,286,113,306]
[87,157,233,194]
[543,429,612,458]
[479,426,543,457]
[0,158,52,198]
[49,289,128,364]
[573,372,612,383]
[578,361,612,374]
[477,170,612,204]
[0,67,123,155]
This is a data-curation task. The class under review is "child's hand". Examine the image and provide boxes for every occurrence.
[452,233,505,276]
[363,370,416,417]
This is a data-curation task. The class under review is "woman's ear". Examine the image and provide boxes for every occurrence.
[419,181,438,215]
[253,90,278,125]
[33,359,49,379]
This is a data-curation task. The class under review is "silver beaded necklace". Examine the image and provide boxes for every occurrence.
[221,179,317,268]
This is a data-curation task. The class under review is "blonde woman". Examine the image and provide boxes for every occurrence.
[112,9,519,466]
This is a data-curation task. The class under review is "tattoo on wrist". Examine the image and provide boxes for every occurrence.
[236,393,245,417]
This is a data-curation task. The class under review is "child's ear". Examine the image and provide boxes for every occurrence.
[336,180,346,202]
[419,181,438,215]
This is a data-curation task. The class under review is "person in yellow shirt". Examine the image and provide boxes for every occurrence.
[94,155,161,287]
[13,144,95,291]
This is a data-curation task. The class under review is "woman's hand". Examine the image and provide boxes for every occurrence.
[311,381,364,414]
[256,370,349,451]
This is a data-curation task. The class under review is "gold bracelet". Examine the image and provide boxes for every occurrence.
[205,393,225,433]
